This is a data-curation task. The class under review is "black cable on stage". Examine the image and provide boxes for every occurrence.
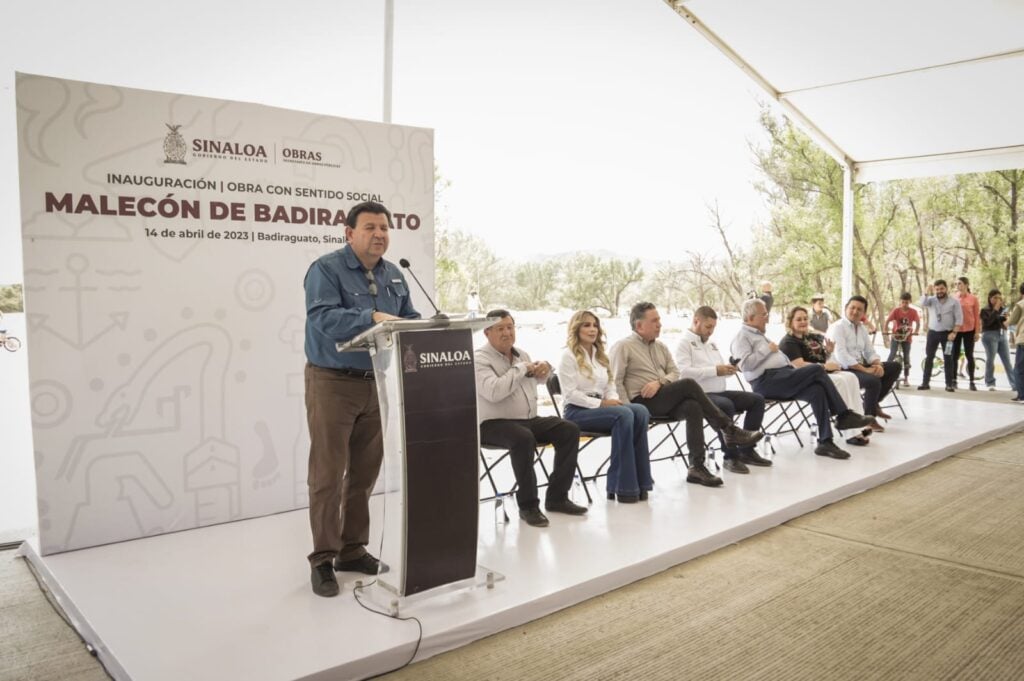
[351,579,424,679]
[348,425,424,679]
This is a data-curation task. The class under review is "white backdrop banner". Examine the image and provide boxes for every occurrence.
[16,73,434,555]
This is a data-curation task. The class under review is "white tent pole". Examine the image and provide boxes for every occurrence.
[382,0,394,123]
[841,162,855,304]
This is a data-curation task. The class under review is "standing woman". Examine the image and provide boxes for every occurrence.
[1007,283,1024,403]
[980,289,1018,393]
[558,310,653,503]
[780,307,874,444]
[954,276,982,390]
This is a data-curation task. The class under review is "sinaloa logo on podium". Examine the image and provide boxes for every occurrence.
[417,349,472,370]
[403,345,418,373]
[163,124,187,164]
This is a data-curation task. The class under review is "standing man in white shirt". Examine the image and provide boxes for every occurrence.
[830,296,901,424]
[675,306,770,474]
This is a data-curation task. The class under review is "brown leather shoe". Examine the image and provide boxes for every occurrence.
[814,440,851,459]
[545,499,589,515]
[723,458,750,474]
[686,464,724,487]
[519,507,550,526]
[311,562,339,597]
[722,425,764,448]
[739,450,773,467]
[334,552,389,575]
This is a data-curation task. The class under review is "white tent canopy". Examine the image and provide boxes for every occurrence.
[666,0,1024,300]
[667,0,1024,183]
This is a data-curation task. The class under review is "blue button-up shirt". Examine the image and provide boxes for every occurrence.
[919,294,963,332]
[304,246,420,369]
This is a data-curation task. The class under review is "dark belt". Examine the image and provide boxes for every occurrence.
[337,367,375,380]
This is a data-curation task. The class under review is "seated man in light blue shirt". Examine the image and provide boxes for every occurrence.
[731,298,875,460]
[918,279,964,391]
[830,295,901,425]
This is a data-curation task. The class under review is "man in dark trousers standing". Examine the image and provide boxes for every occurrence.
[304,201,420,597]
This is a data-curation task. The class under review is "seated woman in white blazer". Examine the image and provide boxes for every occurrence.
[558,310,653,502]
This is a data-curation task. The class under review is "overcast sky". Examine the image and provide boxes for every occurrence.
[0,0,769,280]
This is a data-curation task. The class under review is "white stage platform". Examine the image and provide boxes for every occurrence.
[21,393,1024,681]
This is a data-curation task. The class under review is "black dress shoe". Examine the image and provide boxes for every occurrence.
[917,385,930,390]
[721,425,764,448]
[739,450,773,467]
[335,553,389,575]
[836,411,875,430]
[311,562,339,597]
[545,499,588,515]
[970,382,978,391]
[686,464,724,487]
[519,507,550,527]
[606,492,639,503]
[814,440,851,459]
[945,386,955,392]
[723,458,750,474]
[639,490,649,501]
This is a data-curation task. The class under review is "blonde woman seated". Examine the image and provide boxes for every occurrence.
[558,310,653,503]
[779,307,872,447]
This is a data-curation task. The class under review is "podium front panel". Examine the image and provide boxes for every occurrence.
[396,328,479,594]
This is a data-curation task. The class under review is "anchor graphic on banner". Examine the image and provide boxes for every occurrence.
[26,254,132,349]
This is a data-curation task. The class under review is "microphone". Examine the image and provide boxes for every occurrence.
[398,258,448,320]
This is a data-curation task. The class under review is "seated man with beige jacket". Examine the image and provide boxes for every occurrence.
[611,302,763,487]
[476,310,588,527]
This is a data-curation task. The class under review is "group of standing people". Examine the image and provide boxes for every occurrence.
[812,277,1023,400]
[915,277,1022,398]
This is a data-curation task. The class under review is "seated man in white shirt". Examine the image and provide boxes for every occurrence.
[675,306,770,474]
[830,295,901,425]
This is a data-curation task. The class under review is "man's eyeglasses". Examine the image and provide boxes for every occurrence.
[364,270,378,297]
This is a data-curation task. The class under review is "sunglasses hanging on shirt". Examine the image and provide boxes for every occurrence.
[364,269,378,297]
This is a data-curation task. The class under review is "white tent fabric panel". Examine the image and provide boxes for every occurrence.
[787,55,1024,162]
[674,0,1024,182]
[684,0,1024,93]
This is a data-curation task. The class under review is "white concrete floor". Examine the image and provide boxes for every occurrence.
[22,392,1024,681]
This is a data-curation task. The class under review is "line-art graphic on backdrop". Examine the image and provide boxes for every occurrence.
[54,322,240,550]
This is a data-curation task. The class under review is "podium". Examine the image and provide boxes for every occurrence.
[337,316,502,603]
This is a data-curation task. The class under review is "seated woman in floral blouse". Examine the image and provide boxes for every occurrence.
[779,306,873,446]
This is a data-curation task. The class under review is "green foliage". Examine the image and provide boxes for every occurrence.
[748,109,1023,330]
[559,255,643,316]
[0,284,24,313]
[508,261,560,311]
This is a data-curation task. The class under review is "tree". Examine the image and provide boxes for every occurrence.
[508,261,560,311]
[559,255,643,316]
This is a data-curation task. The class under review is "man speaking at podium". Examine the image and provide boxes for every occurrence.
[303,201,420,597]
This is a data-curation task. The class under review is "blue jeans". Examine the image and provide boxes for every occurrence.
[564,403,652,496]
[982,330,1018,391]
[1017,345,1024,400]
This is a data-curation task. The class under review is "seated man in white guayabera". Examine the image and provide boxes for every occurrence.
[674,306,771,475]
[731,298,876,461]
[830,295,901,428]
